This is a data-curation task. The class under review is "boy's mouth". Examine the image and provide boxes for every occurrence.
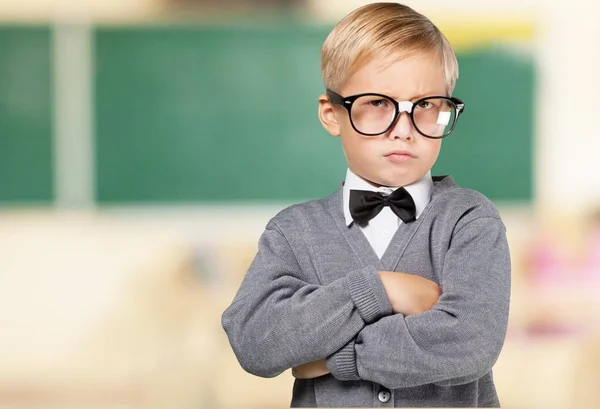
[384,150,417,162]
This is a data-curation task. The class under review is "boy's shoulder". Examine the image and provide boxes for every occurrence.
[266,187,341,232]
[430,175,504,228]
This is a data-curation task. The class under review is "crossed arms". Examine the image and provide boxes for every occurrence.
[292,270,440,380]
[221,217,510,389]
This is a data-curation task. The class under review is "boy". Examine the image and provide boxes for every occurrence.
[221,2,510,407]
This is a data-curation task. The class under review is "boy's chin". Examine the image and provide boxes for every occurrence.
[358,172,422,188]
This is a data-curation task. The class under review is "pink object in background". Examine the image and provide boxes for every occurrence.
[583,226,600,284]
[530,233,564,286]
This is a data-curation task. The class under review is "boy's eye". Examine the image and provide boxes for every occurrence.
[367,99,389,108]
[416,100,433,109]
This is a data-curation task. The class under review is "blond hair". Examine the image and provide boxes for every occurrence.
[321,2,458,94]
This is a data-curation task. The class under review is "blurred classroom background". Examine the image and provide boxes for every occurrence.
[1,0,600,408]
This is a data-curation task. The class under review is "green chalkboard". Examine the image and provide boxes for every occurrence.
[0,27,53,204]
[95,25,532,203]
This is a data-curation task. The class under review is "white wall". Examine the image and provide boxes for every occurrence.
[0,0,163,22]
[535,0,600,215]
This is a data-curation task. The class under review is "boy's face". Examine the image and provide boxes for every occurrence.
[319,52,447,187]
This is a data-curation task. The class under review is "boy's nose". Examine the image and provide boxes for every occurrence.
[388,112,413,140]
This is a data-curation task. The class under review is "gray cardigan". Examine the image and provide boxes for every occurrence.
[221,176,511,407]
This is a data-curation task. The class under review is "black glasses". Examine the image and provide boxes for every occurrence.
[326,90,465,139]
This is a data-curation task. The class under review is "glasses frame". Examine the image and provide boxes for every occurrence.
[326,90,465,139]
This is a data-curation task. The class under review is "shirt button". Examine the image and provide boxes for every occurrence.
[378,388,391,403]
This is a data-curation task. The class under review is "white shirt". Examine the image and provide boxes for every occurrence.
[342,169,434,258]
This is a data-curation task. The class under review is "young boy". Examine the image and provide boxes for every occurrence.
[221,2,510,407]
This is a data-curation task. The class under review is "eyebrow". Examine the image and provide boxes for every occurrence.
[411,91,448,100]
[353,88,446,100]
[387,91,449,101]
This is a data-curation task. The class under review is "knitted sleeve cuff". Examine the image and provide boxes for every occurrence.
[326,338,360,381]
[347,266,393,324]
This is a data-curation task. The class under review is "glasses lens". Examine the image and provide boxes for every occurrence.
[350,95,396,135]
[413,97,457,138]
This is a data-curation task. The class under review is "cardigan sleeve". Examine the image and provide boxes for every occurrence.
[326,217,511,388]
[221,219,393,378]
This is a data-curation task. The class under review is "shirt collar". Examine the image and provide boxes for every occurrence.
[342,168,434,226]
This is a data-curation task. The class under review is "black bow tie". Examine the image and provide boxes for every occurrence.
[349,188,416,226]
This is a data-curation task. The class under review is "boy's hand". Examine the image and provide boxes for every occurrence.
[292,359,330,379]
[378,271,441,316]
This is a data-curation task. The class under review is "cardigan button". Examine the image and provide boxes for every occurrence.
[378,388,391,403]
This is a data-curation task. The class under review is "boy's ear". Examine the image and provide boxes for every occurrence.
[318,94,341,137]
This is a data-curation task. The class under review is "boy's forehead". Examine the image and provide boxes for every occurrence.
[342,51,447,98]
